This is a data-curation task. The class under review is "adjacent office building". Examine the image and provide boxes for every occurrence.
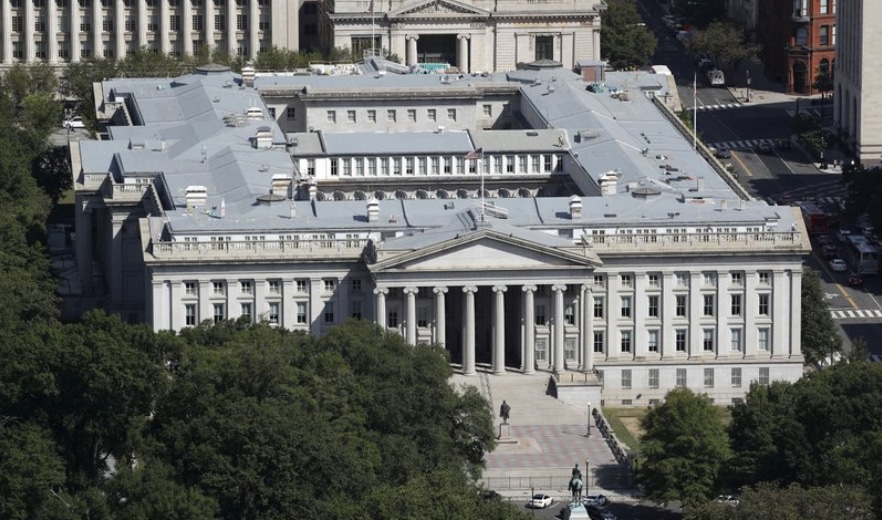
[0,0,603,71]
[834,0,882,165]
[69,58,809,405]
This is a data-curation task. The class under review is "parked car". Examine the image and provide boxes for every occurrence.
[775,138,792,150]
[836,228,853,242]
[482,490,502,501]
[64,116,85,129]
[829,258,848,272]
[586,506,617,520]
[583,494,610,507]
[527,494,554,509]
[822,244,838,259]
[848,272,864,287]
[715,146,732,159]
[756,141,773,153]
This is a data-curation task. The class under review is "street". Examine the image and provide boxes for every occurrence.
[511,499,681,520]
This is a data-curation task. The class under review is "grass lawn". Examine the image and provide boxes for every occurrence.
[602,406,733,452]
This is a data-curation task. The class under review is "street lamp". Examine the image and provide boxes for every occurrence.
[745,70,752,103]
[585,458,590,496]
[820,134,828,170]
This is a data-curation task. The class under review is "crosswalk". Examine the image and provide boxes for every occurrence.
[831,309,882,320]
[690,102,744,112]
[785,108,824,119]
[706,137,776,151]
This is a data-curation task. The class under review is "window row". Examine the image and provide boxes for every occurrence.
[587,293,772,320]
[327,154,562,177]
[621,366,771,389]
[184,300,364,326]
[591,327,773,354]
[603,270,773,289]
[181,278,357,295]
[5,0,269,8]
[327,107,460,125]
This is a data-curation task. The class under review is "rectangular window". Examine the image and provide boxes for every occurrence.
[268,302,280,324]
[675,329,687,352]
[213,303,225,323]
[820,0,828,14]
[620,296,632,318]
[648,329,659,352]
[676,295,687,317]
[704,368,715,388]
[648,295,659,318]
[730,328,742,352]
[125,18,136,31]
[296,279,309,293]
[240,280,253,294]
[703,295,715,316]
[703,329,715,351]
[759,367,770,385]
[621,369,632,389]
[267,280,281,294]
[214,13,225,30]
[731,294,742,316]
[240,303,252,323]
[565,338,577,362]
[323,279,336,292]
[295,301,308,324]
[819,25,830,46]
[535,338,547,363]
[213,281,225,295]
[427,108,436,121]
[12,16,23,32]
[103,16,113,32]
[564,304,575,325]
[324,302,335,323]
[327,110,336,123]
[592,297,604,318]
[759,271,771,285]
[482,104,492,116]
[758,328,770,351]
[649,368,659,388]
[620,274,633,287]
[593,274,605,288]
[535,304,546,325]
[676,368,687,387]
[676,272,688,287]
[447,108,456,121]
[406,108,416,122]
[731,271,743,286]
[169,14,180,31]
[236,13,247,30]
[648,273,660,287]
[593,331,604,353]
[620,330,632,353]
[185,304,197,325]
[758,294,770,316]
[185,281,198,295]
[703,272,717,286]
[417,306,429,328]
[387,109,396,122]
[535,34,553,60]
[347,110,356,123]
[192,14,203,30]
[731,367,742,387]
[351,301,363,320]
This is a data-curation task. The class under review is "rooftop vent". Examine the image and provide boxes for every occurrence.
[569,195,583,219]
[631,187,661,199]
[599,171,620,196]
[184,185,208,210]
[271,174,293,199]
[367,198,379,222]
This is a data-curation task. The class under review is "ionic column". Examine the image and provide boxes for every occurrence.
[226,0,235,56]
[2,0,12,63]
[138,0,148,48]
[248,0,258,59]
[522,285,537,374]
[463,286,477,375]
[48,0,58,63]
[789,269,802,358]
[24,0,34,61]
[492,285,507,374]
[203,0,213,49]
[773,270,787,357]
[457,33,469,73]
[406,35,418,66]
[374,287,388,330]
[70,0,80,62]
[581,284,593,372]
[433,286,447,346]
[91,0,101,58]
[160,0,170,54]
[551,284,566,374]
[182,0,192,55]
[404,286,418,345]
[115,0,125,58]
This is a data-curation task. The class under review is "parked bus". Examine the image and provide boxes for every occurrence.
[845,235,879,274]
[800,202,829,234]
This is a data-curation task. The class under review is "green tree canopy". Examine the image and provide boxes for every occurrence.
[800,268,842,365]
[686,21,759,71]
[637,388,731,508]
[600,0,657,70]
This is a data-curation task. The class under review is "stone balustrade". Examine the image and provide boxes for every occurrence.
[150,238,368,260]
[581,230,807,254]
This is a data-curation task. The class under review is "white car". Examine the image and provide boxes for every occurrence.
[64,116,85,129]
[583,494,610,507]
[829,258,847,272]
[528,493,554,509]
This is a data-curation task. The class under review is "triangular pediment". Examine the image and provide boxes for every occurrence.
[389,0,489,18]
[369,228,600,275]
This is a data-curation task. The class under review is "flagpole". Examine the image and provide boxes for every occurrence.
[693,72,697,150]
[371,4,375,56]
[479,150,485,222]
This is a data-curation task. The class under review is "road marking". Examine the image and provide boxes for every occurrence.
[831,309,882,320]
[730,149,752,177]
[816,254,859,309]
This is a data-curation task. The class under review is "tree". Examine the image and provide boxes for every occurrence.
[686,22,759,71]
[671,0,726,29]
[800,268,841,365]
[600,0,657,70]
[637,388,730,508]
[0,422,70,520]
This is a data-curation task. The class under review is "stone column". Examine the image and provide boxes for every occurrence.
[92,0,102,57]
[374,287,388,330]
[404,286,418,345]
[169,281,182,329]
[522,285,536,374]
[457,33,469,73]
[689,272,701,358]
[151,280,166,330]
[433,286,447,346]
[248,0,258,59]
[75,201,94,295]
[492,285,507,374]
[581,284,593,372]
[789,269,802,358]
[204,0,213,49]
[115,0,125,58]
[2,0,12,63]
[463,286,477,375]
[139,0,148,48]
[24,0,34,61]
[551,284,566,373]
[198,280,211,324]
[773,270,787,357]
[48,0,58,63]
[182,0,192,55]
[109,218,125,307]
[70,0,80,61]
[226,0,236,56]
[406,35,418,66]
[744,271,757,357]
[160,0,170,54]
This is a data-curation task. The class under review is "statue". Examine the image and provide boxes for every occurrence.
[499,400,511,424]
[572,462,582,480]
[568,474,584,503]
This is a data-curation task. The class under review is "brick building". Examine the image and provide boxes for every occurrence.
[756,0,836,95]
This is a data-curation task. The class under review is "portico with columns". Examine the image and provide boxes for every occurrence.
[367,220,600,375]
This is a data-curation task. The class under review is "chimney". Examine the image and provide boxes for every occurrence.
[599,171,619,196]
[308,184,318,201]
[241,65,256,87]
[271,174,292,198]
[184,185,208,210]
[289,199,296,219]
[218,197,226,218]
[367,198,379,222]
[569,195,583,219]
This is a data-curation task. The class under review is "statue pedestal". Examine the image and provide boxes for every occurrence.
[497,423,515,443]
[561,502,591,520]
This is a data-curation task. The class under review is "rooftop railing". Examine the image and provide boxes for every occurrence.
[149,237,369,261]
[581,230,808,254]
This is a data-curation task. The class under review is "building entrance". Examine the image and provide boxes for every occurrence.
[417,34,457,66]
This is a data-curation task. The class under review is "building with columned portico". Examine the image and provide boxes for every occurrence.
[69,58,810,406]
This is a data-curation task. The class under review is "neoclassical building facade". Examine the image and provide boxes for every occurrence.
[70,60,809,406]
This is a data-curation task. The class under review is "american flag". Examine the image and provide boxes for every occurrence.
[465,147,483,160]
[367,0,374,12]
